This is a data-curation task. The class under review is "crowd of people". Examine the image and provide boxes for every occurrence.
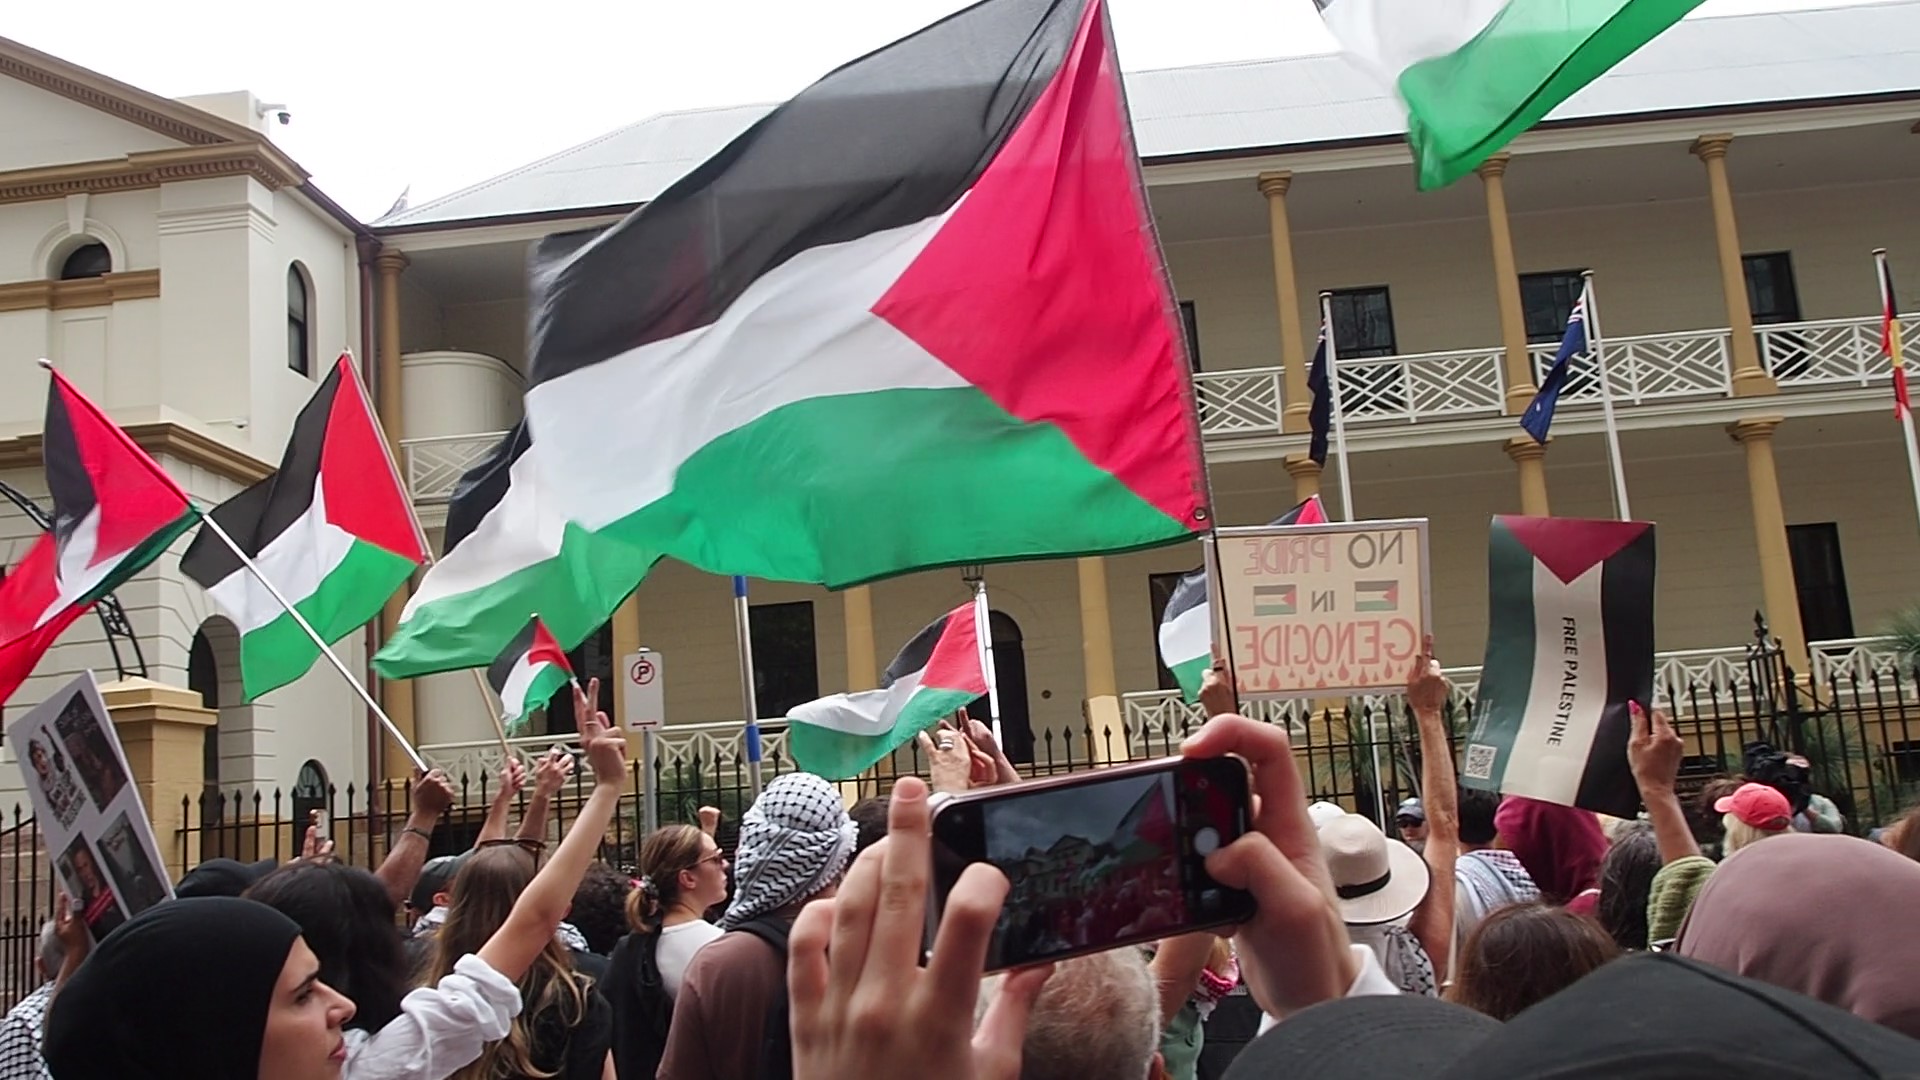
[6,648,1920,1080]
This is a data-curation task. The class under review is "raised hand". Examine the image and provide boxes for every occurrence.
[498,757,528,800]
[412,768,456,818]
[789,777,1052,1080]
[1198,661,1239,720]
[918,724,973,794]
[577,679,627,785]
[1406,636,1448,715]
[964,718,1021,786]
[532,748,575,796]
[1182,715,1357,1017]
[697,806,722,836]
[1627,700,1684,794]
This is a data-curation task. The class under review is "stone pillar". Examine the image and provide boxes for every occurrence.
[1078,557,1124,761]
[102,679,217,873]
[1691,135,1775,397]
[1476,154,1539,416]
[1259,172,1313,433]
[843,586,877,691]
[1284,454,1324,506]
[1728,416,1808,665]
[373,249,416,778]
[1504,437,1551,517]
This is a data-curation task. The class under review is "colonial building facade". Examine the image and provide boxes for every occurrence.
[4,2,1920,797]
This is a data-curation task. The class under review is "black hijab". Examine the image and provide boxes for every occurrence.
[45,897,303,1080]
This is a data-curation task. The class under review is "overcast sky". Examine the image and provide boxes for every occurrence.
[7,0,1874,221]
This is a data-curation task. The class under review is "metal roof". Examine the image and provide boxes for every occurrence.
[377,0,1920,229]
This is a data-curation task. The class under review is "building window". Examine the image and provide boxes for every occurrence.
[58,242,111,281]
[1179,301,1202,373]
[1520,270,1587,343]
[287,264,313,376]
[751,600,819,720]
[1787,523,1853,643]
[1148,571,1192,692]
[1743,252,1802,325]
[1327,287,1397,359]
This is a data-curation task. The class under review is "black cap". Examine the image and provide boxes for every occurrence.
[1228,955,1920,1080]
[409,853,468,913]
[175,857,279,899]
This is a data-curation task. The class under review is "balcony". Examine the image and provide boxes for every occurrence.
[402,314,1914,502]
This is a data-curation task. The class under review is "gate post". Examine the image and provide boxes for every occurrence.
[100,678,216,875]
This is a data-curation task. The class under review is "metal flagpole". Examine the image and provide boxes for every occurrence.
[1580,273,1633,521]
[1319,292,1357,523]
[341,351,515,759]
[1874,249,1920,539]
[969,572,1003,748]
[732,576,765,798]
[195,507,428,771]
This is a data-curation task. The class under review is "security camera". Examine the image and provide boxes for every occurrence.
[258,103,291,126]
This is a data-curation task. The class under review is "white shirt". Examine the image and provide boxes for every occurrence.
[342,953,522,1080]
[656,919,724,999]
[1255,945,1402,1036]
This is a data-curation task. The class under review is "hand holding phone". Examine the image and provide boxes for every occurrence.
[928,755,1255,972]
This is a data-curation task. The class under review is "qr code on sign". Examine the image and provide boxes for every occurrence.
[1463,744,1498,781]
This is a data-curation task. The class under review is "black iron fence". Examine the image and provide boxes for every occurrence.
[2,625,1916,1010]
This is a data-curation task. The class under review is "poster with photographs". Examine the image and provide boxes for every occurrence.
[8,672,172,941]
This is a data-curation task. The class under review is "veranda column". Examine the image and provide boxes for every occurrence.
[102,679,217,872]
[1258,171,1312,433]
[1692,136,1775,397]
[1728,417,1808,666]
[1285,454,1324,506]
[1480,154,1553,515]
[374,248,417,778]
[843,586,877,691]
[1078,557,1124,762]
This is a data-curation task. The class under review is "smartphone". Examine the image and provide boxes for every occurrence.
[928,755,1255,972]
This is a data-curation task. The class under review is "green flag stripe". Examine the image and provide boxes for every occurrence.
[788,684,980,780]
[1463,522,1537,793]
[236,539,417,701]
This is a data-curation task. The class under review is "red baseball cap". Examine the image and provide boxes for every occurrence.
[1715,782,1792,831]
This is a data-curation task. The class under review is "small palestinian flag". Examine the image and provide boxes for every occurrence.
[1354,581,1399,612]
[787,602,989,780]
[1157,495,1327,703]
[1462,516,1655,818]
[488,616,576,735]
[1,369,195,704]
[182,356,428,700]
[376,0,1208,681]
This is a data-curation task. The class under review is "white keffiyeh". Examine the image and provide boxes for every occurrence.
[721,772,858,929]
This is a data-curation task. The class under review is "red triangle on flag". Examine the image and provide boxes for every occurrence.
[319,355,427,562]
[1499,515,1650,585]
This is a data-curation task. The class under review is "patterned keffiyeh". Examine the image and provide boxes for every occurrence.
[721,773,858,929]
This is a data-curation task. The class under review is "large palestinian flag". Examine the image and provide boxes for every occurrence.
[375,0,1206,679]
[1316,0,1702,190]
[1,369,194,704]
[1462,516,1655,817]
[787,602,990,780]
[487,616,575,736]
[181,356,427,700]
[1157,496,1327,703]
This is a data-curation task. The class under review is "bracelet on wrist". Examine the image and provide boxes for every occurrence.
[401,826,433,843]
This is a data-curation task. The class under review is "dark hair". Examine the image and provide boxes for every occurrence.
[1446,903,1620,1021]
[1457,788,1502,846]
[1689,777,1743,852]
[627,825,706,934]
[1596,821,1659,951]
[434,846,585,1080]
[245,860,408,1032]
[570,862,633,956]
[850,797,890,856]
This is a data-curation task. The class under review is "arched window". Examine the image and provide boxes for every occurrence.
[287,264,312,376]
[59,242,111,281]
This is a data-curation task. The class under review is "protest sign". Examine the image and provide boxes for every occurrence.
[1211,519,1430,697]
[9,672,172,940]
[1461,516,1655,818]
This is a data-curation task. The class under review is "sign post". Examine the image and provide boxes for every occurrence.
[1211,519,1431,698]
[622,650,664,834]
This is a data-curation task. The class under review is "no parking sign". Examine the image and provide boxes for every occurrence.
[621,650,665,731]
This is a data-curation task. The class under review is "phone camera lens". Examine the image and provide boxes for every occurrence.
[1193,827,1220,856]
[1200,889,1221,910]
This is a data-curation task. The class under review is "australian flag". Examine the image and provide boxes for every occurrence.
[1520,297,1587,444]
[1307,321,1331,465]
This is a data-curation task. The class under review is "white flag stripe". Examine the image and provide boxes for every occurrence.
[524,208,967,533]
[1498,560,1611,803]
[498,654,547,717]
[787,668,928,736]
[1319,0,1508,88]
[1157,599,1211,670]
[203,477,357,635]
[401,440,562,617]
